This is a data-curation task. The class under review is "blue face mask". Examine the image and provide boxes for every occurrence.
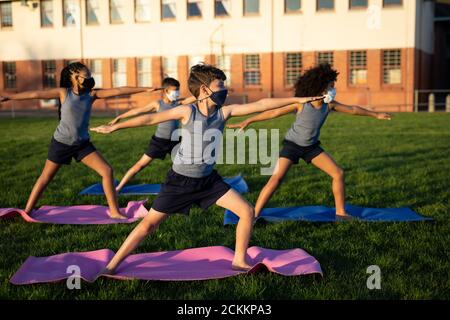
[207,87,228,107]
[323,88,336,104]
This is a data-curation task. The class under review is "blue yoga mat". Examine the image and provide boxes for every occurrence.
[80,174,249,195]
[224,204,432,225]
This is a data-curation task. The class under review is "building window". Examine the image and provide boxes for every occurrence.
[43,60,57,88]
[383,50,401,85]
[137,58,152,87]
[162,0,176,20]
[110,0,125,24]
[244,54,261,86]
[0,1,12,28]
[383,0,402,7]
[90,59,103,88]
[163,56,178,79]
[285,53,302,86]
[317,52,334,67]
[215,0,231,17]
[63,0,78,26]
[187,0,202,19]
[349,51,367,85]
[285,0,301,13]
[40,0,54,27]
[217,55,231,85]
[3,62,16,89]
[317,0,334,11]
[135,0,151,22]
[112,58,127,87]
[86,0,100,25]
[244,0,259,16]
[349,0,368,9]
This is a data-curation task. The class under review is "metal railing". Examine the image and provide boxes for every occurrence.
[414,90,450,112]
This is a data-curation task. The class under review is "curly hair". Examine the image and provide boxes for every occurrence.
[294,63,339,97]
[188,63,226,98]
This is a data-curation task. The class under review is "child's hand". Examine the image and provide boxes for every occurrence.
[298,96,326,104]
[0,95,9,103]
[90,125,115,134]
[227,120,250,132]
[108,117,120,126]
[376,112,392,120]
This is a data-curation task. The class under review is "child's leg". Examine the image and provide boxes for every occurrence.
[254,157,293,217]
[116,154,153,192]
[216,189,255,270]
[24,160,62,213]
[81,151,125,219]
[104,209,168,273]
[310,152,348,217]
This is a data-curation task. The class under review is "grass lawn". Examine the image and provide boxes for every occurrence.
[0,112,449,299]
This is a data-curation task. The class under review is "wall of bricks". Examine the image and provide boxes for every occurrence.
[0,48,434,113]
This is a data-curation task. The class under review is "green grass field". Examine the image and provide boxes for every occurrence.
[0,113,449,300]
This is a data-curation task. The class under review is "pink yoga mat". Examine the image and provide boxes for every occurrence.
[10,246,322,284]
[0,200,148,224]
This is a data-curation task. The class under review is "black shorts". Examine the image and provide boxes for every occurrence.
[279,139,324,164]
[152,169,231,215]
[47,138,96,165]
[145,135,180,160]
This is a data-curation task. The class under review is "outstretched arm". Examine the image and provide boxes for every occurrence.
[179,96,197,105]
[222,96,323,119]
[331,101,391,120]
[108,101,159,125]
[93,87,160,99]
[0,88,64,101]
[227,103,299,131]
[91,105,192,134]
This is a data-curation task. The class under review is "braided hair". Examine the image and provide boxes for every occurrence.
[58,62,88,119]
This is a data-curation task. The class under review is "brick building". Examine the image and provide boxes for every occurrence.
[0,0,446,111]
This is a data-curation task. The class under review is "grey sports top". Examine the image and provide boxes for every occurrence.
[172,104,225,178]
[53,89,93,145]
[285,102,330,147]
[154,99,180,140]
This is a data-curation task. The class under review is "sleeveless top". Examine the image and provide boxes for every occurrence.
[285,102,330,147]
[154,99,180,140]
[172,104,225,178]
[53,89,93,145]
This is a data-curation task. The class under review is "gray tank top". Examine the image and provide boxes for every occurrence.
[285,102,330,147]
[154,100,179,140]
[53,89,93,145]
[172,104,225,178]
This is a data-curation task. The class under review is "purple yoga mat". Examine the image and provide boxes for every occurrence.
[10,246,322,284]
[0,200,148,224]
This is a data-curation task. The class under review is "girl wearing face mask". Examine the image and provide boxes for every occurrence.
[108,77,196,192]
[0,62,156,219]
[228,63,392,221]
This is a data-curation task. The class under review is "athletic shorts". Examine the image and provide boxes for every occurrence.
[152,169,231,215]
[145,135,180,160]
[279,139,324,164]
[47,137,96,165]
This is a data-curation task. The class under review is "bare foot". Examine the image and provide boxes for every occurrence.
[108,212,127,220]
[99,267,115,276]
[335,213,354,221]
[231,262,253,272]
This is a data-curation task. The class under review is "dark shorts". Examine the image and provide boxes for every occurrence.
[145,135,180,160]
[279,139,324,165]
[152,169,231,215]
[47,138,96,165]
